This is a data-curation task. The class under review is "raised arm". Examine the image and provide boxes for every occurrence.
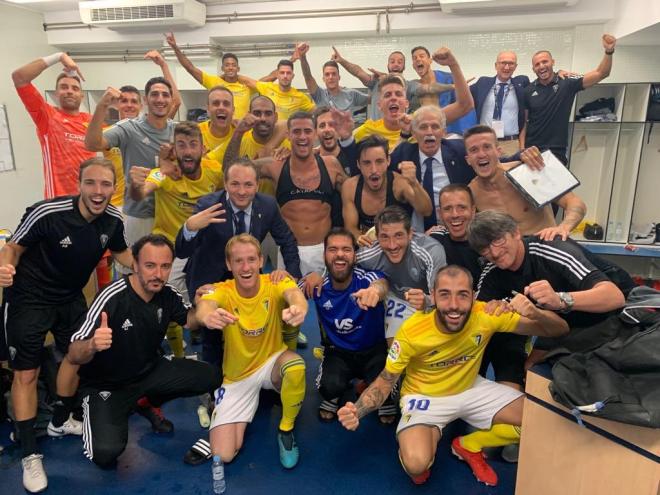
[165,32,203,85]
[432,47,474,123]
[129,169,158,201]
[85,87,119,151]
[338,368,400,430]
[582,34,616,88]
[12,52,84,88]
[331,46,373,87]
[395,163,433,216]
[509,293,569,337]
[297,43,319,95]
[145,49,181,118]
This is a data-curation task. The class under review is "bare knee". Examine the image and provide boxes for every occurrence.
[13,369,39,388]
[399,447,433,476]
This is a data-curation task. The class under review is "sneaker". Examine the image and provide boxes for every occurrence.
[451,437,498,486]
[136,399,174,434]
[501,443,519,463]
[47,414,83,437]
[277,430,299,469]
[410,469,431,485]
[296,332,308,349]
[22,453,47,493]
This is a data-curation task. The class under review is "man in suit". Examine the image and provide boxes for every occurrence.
[470,51,529,156]
[388,105,475,233]
[175,158,301,365]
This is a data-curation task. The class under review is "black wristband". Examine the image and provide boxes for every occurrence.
[605,49,615,55]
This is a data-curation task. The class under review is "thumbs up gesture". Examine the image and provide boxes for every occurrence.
[92,312,113,352]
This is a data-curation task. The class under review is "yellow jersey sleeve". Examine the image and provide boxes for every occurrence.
[146,168,165,188]
[201,281,230,307]
[201,72,223,90]
[385,331,414,376]
[273,277,299,298]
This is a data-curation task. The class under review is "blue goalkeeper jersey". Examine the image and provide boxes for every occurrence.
[313,267,387,351]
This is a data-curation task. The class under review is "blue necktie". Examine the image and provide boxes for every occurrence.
[234,210,246,235]
[422,157,437,230]
[493,82,506,120]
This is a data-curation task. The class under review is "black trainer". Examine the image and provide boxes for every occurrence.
[136,399,174,434]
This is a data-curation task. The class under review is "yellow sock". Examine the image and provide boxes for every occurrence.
[282,324,298,352]
[460,424,521,453]
[166,323,184,358]
[278,358,306,431]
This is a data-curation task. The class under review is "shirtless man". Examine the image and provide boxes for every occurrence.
[464,125,586,239]
[248,111,346,275]
[341,135,432,239]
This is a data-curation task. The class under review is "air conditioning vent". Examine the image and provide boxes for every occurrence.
[90,5,174,22]
[79,0,205,28]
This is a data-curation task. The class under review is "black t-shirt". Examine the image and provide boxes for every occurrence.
[428,228,483,289]
[6,196,127,304]
[476,236,613,329]
[73,276,189,388]
[524,74,583,150]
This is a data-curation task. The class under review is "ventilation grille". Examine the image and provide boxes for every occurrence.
[90,4,174,22]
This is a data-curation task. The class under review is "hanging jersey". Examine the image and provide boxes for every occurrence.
[6,196,127,304]
[16,83,95,198]
[201,275,297,383]
[72,277,190,388]
[385,301,520,397]
[354,171,412,232]
[313,268,386,351]
[275,155,334,207]
[146,159,224,242]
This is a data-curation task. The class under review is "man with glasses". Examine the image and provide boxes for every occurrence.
[467,210,625,391]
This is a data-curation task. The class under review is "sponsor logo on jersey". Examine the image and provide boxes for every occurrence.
[99,391,111,401]
[100,234,109,248]
[322,300,333,310]
[121,319,133,331]
[334,318,354,333]
[531,90,539,97]
[60,236,72,248]
[388,340,401,362]
[152,170,163,181]
[429,355,475,368]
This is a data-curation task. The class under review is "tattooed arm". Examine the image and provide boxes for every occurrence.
[337,369,400,430]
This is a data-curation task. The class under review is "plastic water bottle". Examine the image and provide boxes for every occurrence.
[212,455,226,494]
[615,222,623,241]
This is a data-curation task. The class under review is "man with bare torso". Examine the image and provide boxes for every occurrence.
[249,111,346,275]
[465,125,586,240]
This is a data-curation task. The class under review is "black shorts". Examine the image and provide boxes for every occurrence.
[479,333,528,386]
[3,295,87,370]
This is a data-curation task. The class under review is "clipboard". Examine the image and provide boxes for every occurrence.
[504,150,580,208]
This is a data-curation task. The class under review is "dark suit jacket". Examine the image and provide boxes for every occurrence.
[470,75,530,134]
[175,190,301,294]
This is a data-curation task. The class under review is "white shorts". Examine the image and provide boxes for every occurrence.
[278,242,325,276]
[209,350,285,429]
[396,376,523,435]
[167,257,189,304]
[384,294,416,339]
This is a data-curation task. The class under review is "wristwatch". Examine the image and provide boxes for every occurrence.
[556,292,574,313]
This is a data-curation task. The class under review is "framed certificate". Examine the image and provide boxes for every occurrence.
[505,150,580,208]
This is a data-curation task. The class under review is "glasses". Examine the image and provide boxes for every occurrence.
[497,61,517,67]
[479,236,508,256]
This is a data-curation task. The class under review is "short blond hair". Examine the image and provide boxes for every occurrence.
[225,233,262,261]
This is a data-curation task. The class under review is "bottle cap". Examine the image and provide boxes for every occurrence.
[212,455,220,462]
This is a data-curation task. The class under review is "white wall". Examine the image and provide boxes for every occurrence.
[0,3,53,229]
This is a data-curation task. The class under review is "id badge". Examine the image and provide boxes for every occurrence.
[492,120,505,139]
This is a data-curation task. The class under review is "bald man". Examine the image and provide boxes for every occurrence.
[469,51,529,155]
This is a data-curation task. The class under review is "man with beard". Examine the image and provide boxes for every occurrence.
[130,121,223,357]
[240,60,315,121]
[198,234,308,468]
[410,45,478,134]
[0,158,132,492]
[338,265,568,487]
[85,78,177,248]
[521,34,616,164]
[427,184,482,288]
[341,135,432,239]
[166,32,254,119]
[67,234,221,467]
[296,43,369,121]
[12,51,95,198]
[464,125,586,239]
[312,228,396,423]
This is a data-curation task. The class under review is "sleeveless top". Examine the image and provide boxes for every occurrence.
[355,170,412,231]
[276,154,334,207]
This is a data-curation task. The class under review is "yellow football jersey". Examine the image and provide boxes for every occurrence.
[386,301,520,397]
[255,81,315,121]
[202,274,297,383]
[353,119,402,152]
[104,147,125,208]
[145,158,224,242]
[199,120,235,157]
[201,72,254,120]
